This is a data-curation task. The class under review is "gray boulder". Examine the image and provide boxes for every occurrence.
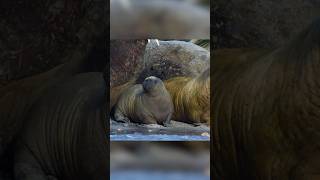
[136,40,210,83]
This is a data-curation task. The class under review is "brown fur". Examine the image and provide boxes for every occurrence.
[212,19,320,179]
[110,81,134,111]
[165,68,210,125]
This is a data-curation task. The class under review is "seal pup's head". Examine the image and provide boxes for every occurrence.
[142,76,165,95]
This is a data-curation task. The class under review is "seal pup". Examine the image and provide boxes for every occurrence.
[113,76,173,126]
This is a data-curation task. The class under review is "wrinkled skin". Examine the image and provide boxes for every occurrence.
[212,19,320,180]
[14,73,107,180]
[0,56,108,179]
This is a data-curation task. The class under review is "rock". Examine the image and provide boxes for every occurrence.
[110,40,147,88]
[136,40,210,83]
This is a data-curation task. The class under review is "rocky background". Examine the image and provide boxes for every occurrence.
[110,40,147,87]
[213,0,320,49]
[110,40,210,89]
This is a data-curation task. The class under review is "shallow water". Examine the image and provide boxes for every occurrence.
[110,170,209,180]
[110,120,210,141]
[110,133,210,141]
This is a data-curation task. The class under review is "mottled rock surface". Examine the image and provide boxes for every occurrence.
[136,40,210,83]
[110,40,210,85]
[110,40,147,88]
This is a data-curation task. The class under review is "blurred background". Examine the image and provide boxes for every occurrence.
[0,0,106,88]
[110,0,210,39]
[110,142,210,180]
[213,0,320,49]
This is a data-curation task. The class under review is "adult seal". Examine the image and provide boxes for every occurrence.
[112,76,173,125]
[164,68,210,125]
